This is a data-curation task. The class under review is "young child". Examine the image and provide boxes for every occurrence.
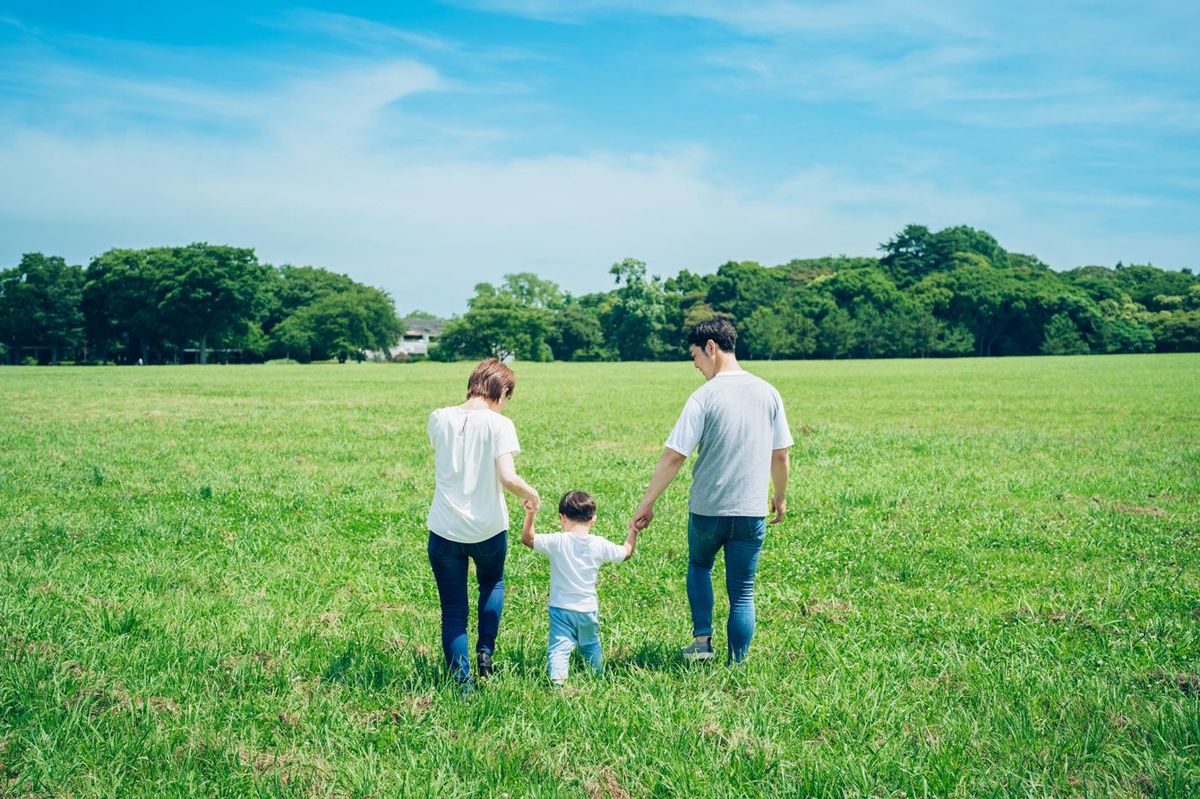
[521,490,637,685]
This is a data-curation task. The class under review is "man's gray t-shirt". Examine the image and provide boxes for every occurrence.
[664,371,794,517]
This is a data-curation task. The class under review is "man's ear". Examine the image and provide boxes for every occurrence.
[706,339,718,358]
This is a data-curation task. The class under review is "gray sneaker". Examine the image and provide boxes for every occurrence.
[681,638,715,662]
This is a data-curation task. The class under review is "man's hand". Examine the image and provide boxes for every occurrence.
[629,503,654,534]
[769,496,786,525]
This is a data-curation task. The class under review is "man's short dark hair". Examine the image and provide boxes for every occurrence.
[688,318,737,353]
[558,490,597,522]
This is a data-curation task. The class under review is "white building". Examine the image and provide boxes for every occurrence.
[389,318,444,358]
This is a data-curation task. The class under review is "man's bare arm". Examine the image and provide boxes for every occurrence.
[628,448,687,533]
[769,447,790,524]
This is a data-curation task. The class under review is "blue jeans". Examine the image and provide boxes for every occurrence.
[547,606,602,682]
[687,513,766,664]
[427,530,507,682]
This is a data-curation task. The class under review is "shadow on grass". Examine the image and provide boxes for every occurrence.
[321,639,445,691]
[319,637,694,694]
[605,641,687,675]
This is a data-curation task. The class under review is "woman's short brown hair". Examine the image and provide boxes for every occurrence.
[466,359,516,403]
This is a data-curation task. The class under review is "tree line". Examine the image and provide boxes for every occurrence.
[0,244,401,364]
[2,225,1198,365]
[432,224,1200,361]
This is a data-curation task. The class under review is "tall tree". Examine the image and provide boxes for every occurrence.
[283,286,402,362]
[500,272,563,310]
[879,224,934,288]
[264,265,357,333]
[434,292,552,362]
[83,248,167,363]
[0,253,85,364]
[549,304,605,361]
[607,258,669,360]
[157,244,269,364]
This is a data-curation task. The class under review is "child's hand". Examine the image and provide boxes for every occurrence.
[523,498,538,513]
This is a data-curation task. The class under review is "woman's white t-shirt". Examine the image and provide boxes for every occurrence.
[427,406,521,543]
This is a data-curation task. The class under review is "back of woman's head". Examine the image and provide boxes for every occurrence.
[466,359,516,402]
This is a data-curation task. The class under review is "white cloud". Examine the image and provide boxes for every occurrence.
[269,9,458,52]
[453,0,974,36]
[6,107,1140,315]
[1,9,1196,316]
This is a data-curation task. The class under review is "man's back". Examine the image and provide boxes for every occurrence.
[667,371,792,517]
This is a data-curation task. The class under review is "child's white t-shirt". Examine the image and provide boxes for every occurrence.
[533,532,626,612]
[426,406,520,543]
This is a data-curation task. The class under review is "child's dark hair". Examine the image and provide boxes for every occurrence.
[687,318,737,353]
[558,490,597,522]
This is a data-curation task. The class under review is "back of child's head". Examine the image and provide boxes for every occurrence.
[558,491,596,523]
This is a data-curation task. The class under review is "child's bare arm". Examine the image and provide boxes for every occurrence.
[520,503,536,549]
[622,528,637,561]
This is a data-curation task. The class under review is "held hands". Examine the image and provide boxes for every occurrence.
[769,496,786,525]
[628,503,654,534]
[523,495,540,514]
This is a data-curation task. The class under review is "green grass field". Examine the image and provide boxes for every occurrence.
[2,356,1198,798]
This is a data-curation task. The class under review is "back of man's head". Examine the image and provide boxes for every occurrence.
[687,318,737,353]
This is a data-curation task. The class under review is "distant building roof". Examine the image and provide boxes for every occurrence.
[402,318,445,335]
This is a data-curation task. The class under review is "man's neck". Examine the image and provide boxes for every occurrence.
[713,352,744,376]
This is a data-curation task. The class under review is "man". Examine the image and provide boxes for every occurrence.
[629,319,793,664]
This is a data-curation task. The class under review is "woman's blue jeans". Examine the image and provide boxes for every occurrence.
[427,530,506,682]
[686,513,766,664]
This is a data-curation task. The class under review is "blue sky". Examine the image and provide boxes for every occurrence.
[1,1,1197,314]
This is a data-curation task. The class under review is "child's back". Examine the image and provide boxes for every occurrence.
[535,532,626,612]
[521,491,637,685]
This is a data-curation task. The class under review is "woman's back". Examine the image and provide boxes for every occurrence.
[427,405,520,542]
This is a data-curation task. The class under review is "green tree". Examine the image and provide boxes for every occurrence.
[1092,298,1155,353]
[436,293,552,362]
[264,265,357,333]
[1146,310,1200,352]
[1040,313,1090,355]
[818,308,856,359]
[884,301,943,358]
[1114,264,1197,310]
[0,253,86,364]
[500,272,563,310]
[879,224,933,288]
[84,248,169,363]
[549,304,605,361]
[606,258,669,360]
[157,244,269,364]
[742,305,816,359]
[267,314,314,361]
[278,287,402,362]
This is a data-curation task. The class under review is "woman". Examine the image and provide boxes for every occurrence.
[426,359,539,686]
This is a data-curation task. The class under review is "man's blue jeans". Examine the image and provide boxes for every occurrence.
[427,530,506,682]
[687,513,766,664]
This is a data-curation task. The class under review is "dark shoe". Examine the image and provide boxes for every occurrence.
[681,638,715,662]
[477,651,494,679]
